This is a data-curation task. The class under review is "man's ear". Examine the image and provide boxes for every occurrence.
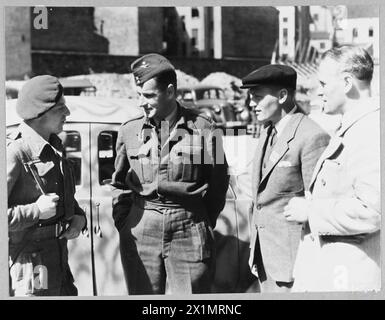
[343,74,354,94]
[278,88,288,104]
[167,84,175,98]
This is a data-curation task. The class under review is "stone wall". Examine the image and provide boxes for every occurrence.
[221,7,279,59]
[5,7,32,79]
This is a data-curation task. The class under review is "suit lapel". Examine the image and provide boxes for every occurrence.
[252,127,268,200]
[259,113,304,187]
[309,133,344,191]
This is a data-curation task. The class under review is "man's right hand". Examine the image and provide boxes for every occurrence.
[36,193,59,220]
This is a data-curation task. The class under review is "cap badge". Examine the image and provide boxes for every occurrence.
[140,61,150,69]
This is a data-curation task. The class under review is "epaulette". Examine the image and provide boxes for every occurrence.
[121,113,145,127]
[6,131,22,146]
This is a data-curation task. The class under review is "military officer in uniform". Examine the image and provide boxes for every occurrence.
[7,75,87,296]
[111,53,229,294]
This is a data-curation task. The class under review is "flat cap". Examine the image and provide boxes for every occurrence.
[131,53,175,86]
[16,75,63,120]
[241,64,297,90]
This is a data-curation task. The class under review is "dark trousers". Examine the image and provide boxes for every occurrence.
[9,238,78,296]
[118,199,215,295]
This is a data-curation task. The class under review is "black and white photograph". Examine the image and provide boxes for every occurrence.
[3,4,381,298]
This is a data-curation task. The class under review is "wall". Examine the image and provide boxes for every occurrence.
[5,7,32,79]
[94,7,139,56]
[30,7,109,53]
[138,7,164,54]
[221,7,279,59]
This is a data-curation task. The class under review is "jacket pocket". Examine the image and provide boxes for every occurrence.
[269,165,304,195]
[126,146,153,184]
[169,144,202,182]
[191,221,213,261]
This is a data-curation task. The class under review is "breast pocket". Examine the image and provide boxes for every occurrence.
[270,165,304,195]
[169,144,202,182]
[126,147,154,184]
[315,158,342,193]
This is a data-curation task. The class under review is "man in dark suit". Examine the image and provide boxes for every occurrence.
[241,64,330,292]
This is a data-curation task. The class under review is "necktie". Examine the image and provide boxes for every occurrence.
[261,125,277,177]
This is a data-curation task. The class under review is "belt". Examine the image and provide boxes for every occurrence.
[321,234,367,245]
[30,221,69,241]
[135,194,204,210]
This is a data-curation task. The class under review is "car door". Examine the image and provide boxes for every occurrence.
[60,123,94,296]
[89,123,127,296]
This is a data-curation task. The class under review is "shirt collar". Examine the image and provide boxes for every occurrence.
[338,96,379,136]
[18,121,63,158]
[142,102,188,130]
[274,105,297,137]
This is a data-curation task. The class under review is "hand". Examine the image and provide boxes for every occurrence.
[283,197,311,223]
[36,193,59,220]
[59,215,86,240]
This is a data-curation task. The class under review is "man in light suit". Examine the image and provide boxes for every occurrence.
[284,46,380,292]
[242,65,330,292]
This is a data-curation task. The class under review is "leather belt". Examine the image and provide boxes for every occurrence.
[321,234,367,245]
[30,221,69,241]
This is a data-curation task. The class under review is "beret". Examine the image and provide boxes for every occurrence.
[241,64,297,90]
[131,53,175,86]
[16,75,63,120]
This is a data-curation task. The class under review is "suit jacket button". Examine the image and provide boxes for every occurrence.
[321,179,326,186]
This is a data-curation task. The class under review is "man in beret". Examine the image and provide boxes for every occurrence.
[7,75,87,296]
[242,64,330,292]
[111,53,229,294]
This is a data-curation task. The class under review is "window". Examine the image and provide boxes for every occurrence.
[61,131,82,185]
[369,27,374,37]
[313,14,319,22]
[320,42,325,49]
[192,28,198,48]
[283,28,288,46]
[192,7,199,18]
[353,28,358,38]
[283,17,288,23]
[98,131,118,185]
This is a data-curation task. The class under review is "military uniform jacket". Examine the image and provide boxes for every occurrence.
[111,103,229,230]
[7,122,86,245]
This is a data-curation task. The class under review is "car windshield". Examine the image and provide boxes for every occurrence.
[195,88,225,100]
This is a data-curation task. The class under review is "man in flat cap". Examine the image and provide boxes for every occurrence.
[242,64,330,292]
[7,75,87,296]
[284,46,380,292]
[111,53,229,294]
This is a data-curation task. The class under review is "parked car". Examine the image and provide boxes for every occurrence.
[177,85,250,131]
[6,96,257,295]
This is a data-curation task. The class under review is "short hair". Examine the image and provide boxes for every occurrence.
[153,69,177,92]
[321,45,374,82]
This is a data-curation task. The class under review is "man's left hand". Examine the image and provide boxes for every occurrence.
[59,215,86,240]
[283,197,311,223]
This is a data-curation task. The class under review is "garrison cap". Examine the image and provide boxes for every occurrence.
[16,75,64,120]
[131,53,175,86]
[241,64,297,90]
